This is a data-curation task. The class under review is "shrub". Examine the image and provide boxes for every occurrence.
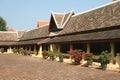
[57,53,64,62]
[19,48,25,55]
[0,48,4,53]
[13,48,19,53]
[70,49,82,65]
[99,50,111,70]
[85,53,93,66]
[48,51,56,61]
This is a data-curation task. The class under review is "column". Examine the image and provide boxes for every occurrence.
[70,43,73,52]
[86,43,90,53]
[7,46,12,53]
[9,46,13,53]
[38,45,42,58]
[7,48,10,53]
[50,44,53,52]
[57,44,60,53]
[110,42,115,63]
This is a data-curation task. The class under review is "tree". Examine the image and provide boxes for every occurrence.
[0,16,7,31]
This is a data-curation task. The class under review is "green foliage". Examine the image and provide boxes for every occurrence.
[99,51,111,63]
[48,51,55,57]
[57,53,64,62]
[48,51,56,61]
[0,48,4,53]
[19,48,25,54]
[86,53,93,65]
[13,48,19,53]
[0,16,7,31]
[24,49,27,55]
[59,54,64,62]
[99,50,111,69]
[18,48,28,55]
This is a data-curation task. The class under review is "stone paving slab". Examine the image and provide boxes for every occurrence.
[0,54,120,80]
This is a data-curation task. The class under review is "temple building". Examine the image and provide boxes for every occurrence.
[0,0,120,64]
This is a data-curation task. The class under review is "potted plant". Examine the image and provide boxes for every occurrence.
[99,50,111,70]
[85,53,93,67]
[48,51,55,61]
[0,48,4,53]
[13,48,19,54]
[19,48,25,55]
[23,49,27,56]
[70,49,82,65]
[58,53,64,62]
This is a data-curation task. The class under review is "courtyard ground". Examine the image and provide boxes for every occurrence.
[0,53,120,80]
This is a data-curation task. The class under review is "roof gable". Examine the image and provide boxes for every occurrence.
[59,1,120,35]
[49,11,74,32]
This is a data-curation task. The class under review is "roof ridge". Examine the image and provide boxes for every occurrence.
[73,0,120,17]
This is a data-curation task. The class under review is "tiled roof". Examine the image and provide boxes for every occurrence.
[0,32,18,41]
[48,29,120,43]
[16,39,43,45]
[20,25,49,40]
[59,1,120,35]
[53,13,64,27]
[0,41,16,46]
[17,31,26,39]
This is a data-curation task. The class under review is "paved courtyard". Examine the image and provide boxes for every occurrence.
[0,54,120,80]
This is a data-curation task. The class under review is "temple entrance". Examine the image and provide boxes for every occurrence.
[90,42,110,55]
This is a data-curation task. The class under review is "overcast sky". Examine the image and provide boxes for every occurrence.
[0,0,112,31]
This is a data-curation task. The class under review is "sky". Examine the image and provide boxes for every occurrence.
[0,0,112,31]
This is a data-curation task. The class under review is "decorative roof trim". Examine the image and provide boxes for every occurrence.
[51,12,62,29]
[51,10,74,29]
[73,0,120,17]
[61,10,74,28]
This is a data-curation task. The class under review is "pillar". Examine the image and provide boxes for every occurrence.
[7,48,10,53]
[50,44,53,52]
[87,43,90,53]
[110,42,115,63]
[9,46,13,53]
[57,44,60,53]
[70,43,73,52]
[38,45,42,57]
[6,46,13,53]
